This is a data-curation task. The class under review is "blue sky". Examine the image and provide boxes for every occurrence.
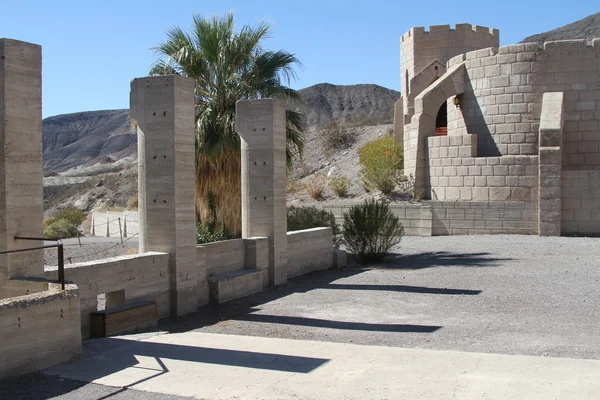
[3,0,598,117]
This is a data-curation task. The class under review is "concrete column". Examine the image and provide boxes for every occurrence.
[130,76,202,316]
[0,39,44,283]
[538,92,564,236]
[236,99,288,286]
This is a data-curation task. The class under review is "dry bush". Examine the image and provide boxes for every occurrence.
[321,121,356,150]
[304,173,327,200]
[127,195,138,210]
[287,178,302,194]
[329,176,351,197]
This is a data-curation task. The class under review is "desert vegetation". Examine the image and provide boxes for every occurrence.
[150,13,306,236]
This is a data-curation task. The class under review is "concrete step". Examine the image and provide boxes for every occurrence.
[208,269,264,305]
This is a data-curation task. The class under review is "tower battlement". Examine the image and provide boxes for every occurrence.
[401,24,499,43]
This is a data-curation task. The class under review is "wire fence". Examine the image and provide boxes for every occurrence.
[63,232,139,264]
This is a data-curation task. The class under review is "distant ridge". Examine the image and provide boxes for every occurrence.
[521,12,600,44]
[42,83,400,173]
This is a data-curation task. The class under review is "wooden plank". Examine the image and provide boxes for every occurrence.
[89,302,157,338]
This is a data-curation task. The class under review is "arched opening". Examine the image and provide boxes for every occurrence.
[435,101,447,136]
[405,70,410,95]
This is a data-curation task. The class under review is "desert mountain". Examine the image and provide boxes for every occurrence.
[42,83,400,175]
[43,109,136,173]
[521,12,600,44]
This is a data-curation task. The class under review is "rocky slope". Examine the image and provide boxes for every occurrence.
[521,12,600,44]
[43,109,136,174]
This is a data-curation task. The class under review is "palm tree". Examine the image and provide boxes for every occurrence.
[150,13,305,235]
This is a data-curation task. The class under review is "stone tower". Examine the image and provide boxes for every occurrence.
[395,24,500,148]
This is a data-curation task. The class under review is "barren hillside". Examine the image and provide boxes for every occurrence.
[521,12,600,44]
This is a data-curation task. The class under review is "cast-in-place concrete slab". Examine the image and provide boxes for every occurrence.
[44,331,600,400]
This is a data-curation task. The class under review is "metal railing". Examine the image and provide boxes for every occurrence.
[0,236,65,290]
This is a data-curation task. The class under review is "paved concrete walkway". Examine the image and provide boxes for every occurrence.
[45,331,600,400]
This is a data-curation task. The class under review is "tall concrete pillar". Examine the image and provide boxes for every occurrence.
[130,75,201,316]
[236,99,288,286]
[0,39,44,283]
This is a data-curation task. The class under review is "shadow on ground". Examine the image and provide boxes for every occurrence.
[383,251,511,270]
[161,248,501,334]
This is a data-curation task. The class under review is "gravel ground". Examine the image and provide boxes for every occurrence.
[161,235,600,360]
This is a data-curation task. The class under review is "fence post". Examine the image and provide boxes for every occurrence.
[118,217,123,244]
[106,216,110,237]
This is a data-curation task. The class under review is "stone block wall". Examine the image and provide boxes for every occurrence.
[0,288,81,379]
[561,170,600,235]
[448,40,600,163]
[427,134,539,202]
[322,202,429,236]
[286,228,333,278]
[431,201,537,235]
[42,252,170,338]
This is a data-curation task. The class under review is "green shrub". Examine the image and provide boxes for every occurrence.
[341,199,404,264]
[321,121,356,150]
[329,176,351,197]
[43,207,86,239]
[287,205,340,247]
[54,207,86,226]
[43,219,80,239]
[304,173,327,200]
[196,222,237,244]
[359,137,403,195]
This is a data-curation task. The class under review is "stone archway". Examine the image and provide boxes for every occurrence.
[404,62,466,198]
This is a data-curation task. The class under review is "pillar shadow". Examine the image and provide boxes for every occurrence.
[234,314,441,333]
[324,284,481,295]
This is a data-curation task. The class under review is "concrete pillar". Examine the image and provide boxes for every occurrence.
[538,92,564,236]
[0,39,44,283]
[130,75,202,316]
[236,99,288,286]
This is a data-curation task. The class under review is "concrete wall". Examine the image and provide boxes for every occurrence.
[322,202,430,236]
[90,210,139,237]
[42,252,170,338]
[287,228,333,279]
[0,288,82,379]
[201,239,246,277]
[322,201,537,236]
[562,170,600,235]
[431,201,537,235]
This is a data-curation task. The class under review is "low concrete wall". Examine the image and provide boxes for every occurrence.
[430,201,537,235]
[200,239,246,277]
[0,278,53,300]
[562,170,600,235]
[42,252,169,338]
[322,203,428,236]
[0,288,82,379]
[287,228,333,278]
[90,210,139,238]
[322,200,537,236]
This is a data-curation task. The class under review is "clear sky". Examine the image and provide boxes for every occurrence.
[3,0,598,117]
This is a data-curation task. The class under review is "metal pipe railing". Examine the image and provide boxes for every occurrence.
[0,236,66,290]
